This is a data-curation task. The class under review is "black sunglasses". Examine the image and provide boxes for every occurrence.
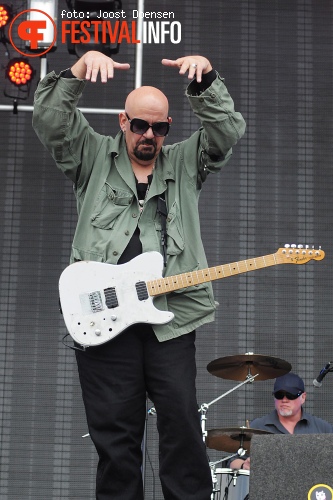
[125,113,170,137]
[273,391,303,400]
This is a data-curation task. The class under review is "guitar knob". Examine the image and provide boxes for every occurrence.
[111,315,117,321]
[95,329,101,336]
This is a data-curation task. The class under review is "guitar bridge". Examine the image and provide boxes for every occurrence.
[88,291,104,313]
[135,281,149,301]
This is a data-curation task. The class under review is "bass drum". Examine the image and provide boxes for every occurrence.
[214,468,249,500]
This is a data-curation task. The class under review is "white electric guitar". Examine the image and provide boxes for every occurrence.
[59,245,325,347]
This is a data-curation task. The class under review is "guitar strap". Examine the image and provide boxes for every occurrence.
[157,193,168,267]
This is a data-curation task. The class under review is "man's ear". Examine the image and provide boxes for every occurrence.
[119,112,127,131]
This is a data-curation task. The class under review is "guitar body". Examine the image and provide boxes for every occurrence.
[59,252,174,347]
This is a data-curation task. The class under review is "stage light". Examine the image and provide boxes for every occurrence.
[0,4,12,28]
[7,59,33,86]
[0,3,13,50]
[4,58,35,101]
[65,0,122,57]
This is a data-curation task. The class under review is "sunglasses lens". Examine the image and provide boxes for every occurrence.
[274,391,301,400]
[152,122,170,137]
[130,118,149,135]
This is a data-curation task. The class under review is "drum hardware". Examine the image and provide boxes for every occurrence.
[147,406,156,416]
[209,455,238,500]
[200,373,259,500]
[199,373,259,442]
[213,468,250,500]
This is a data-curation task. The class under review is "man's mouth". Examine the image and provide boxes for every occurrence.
[138,139,156,148]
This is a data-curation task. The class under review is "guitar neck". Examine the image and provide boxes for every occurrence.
[147,252,280,297]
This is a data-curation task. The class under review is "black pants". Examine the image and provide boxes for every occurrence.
[75,324,212,500]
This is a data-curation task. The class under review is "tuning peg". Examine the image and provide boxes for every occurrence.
[284,244,290,248]
[297,244,303,248]
[291,244,296,248]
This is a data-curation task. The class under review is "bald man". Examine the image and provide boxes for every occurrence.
[33,50,245,500]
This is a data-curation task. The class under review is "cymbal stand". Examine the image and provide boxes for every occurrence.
[199,373,259,442]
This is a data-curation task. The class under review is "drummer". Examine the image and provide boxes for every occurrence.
[230,372,333,470]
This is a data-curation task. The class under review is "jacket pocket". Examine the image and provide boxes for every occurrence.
[90,183,133,229]
[165,201,185,255]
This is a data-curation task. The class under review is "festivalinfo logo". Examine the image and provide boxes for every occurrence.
[9,9,57,57]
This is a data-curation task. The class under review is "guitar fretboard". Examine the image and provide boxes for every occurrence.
[147,252,280,297]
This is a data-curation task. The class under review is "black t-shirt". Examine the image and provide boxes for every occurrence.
[117,180,148,264]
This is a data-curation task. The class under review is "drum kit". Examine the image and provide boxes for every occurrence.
[202,352,292,500]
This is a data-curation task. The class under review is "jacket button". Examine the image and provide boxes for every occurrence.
[132,213,138,218]
[125,230,130,235]
[113,251,118,256]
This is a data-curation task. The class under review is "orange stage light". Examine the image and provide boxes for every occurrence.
[6,59,34,87]
[0,4,12,29]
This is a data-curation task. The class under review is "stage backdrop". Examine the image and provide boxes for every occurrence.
[0,0,332,498]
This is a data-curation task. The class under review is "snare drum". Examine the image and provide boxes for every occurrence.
[213,468,249,500]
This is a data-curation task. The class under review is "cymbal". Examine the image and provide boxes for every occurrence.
[207,353,291,381]
[206,427,272,453]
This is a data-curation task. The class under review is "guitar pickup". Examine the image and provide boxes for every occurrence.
[104,287,119,309]
[135,281,149,301]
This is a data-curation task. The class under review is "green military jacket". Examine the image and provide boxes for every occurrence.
[33,70,245,341]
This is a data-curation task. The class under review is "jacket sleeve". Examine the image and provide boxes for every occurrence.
[32,70,105,184]
[186,72,246,180]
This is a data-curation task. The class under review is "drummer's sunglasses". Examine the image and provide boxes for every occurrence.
[125,113,170,137]
[273,391,303,400]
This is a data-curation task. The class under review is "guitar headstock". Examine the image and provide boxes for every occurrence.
[276,244,325,264]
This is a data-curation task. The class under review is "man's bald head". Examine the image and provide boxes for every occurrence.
[125,86,169,119]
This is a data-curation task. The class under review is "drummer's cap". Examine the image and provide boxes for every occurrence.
[273,373,305,395]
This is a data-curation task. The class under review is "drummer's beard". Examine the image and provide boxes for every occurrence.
[278,409,293,417]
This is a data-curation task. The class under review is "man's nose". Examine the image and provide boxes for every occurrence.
[143,126,155,138]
